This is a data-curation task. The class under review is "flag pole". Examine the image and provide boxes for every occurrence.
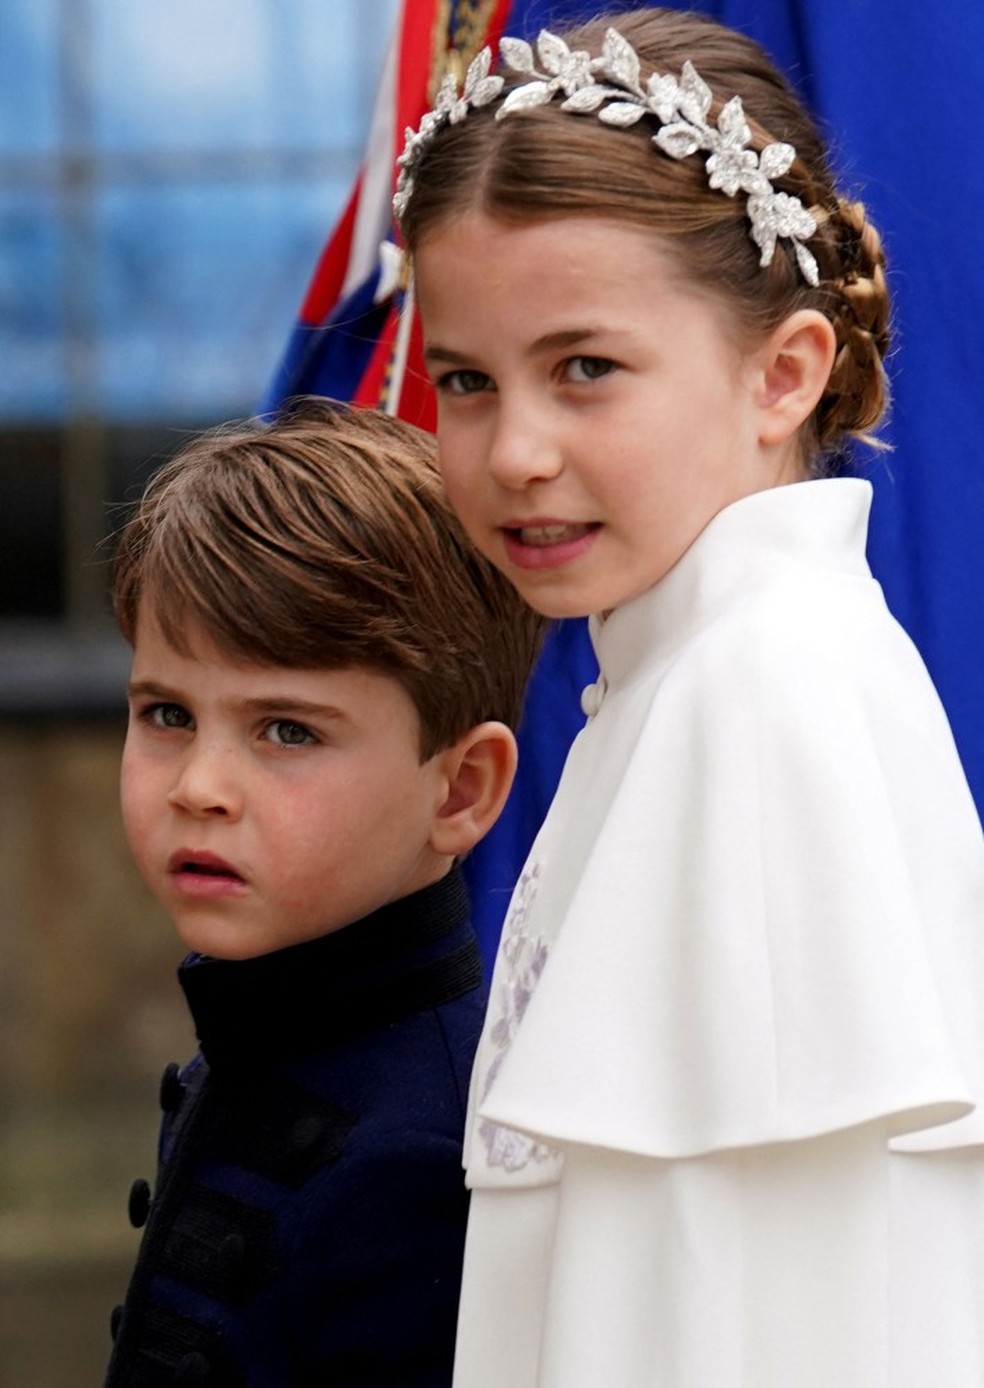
[383,273,416,417]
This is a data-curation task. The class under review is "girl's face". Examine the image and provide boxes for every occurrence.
[415,211,801,618]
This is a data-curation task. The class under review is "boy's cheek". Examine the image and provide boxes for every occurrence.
[118,752,141,836]
[119,755,157,867]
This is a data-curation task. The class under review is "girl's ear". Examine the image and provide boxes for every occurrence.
[429,722,518,859]
[755,309,837,447]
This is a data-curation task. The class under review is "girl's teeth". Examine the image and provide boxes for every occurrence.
[519,523,588,545]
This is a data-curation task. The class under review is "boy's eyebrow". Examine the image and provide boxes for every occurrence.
[233,696,346,720]
[127,679,179,701]
[424,326,605,366]
[126,681,345,720]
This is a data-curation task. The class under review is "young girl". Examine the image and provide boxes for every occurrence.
[396,8,984,1386]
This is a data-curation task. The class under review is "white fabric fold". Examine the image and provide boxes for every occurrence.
[471,480,984,1167]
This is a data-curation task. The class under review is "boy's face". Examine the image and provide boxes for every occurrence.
[121,605,454,960]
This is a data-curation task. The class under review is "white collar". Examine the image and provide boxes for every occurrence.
[590,478,873,690]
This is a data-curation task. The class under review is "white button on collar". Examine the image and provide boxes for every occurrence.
[580,678,607,717]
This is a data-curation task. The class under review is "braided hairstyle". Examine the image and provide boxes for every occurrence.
[400,7,890,472]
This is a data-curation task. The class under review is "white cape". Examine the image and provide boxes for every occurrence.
[454,480,984,1388]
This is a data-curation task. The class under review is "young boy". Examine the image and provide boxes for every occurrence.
[103,400,544,1387]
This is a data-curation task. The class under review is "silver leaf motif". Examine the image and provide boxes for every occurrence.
[537,30,574,78]
[464,46,493,92]
[795,241,821,287]
[646,72,682,123]
[758,141,796,180]
[561,85,614,113]
[601,28,641,91]
[499,36,534,73]
[677,60,713,123]
[469,76,504,107]
[655,122,703,159]
[498,82,554,115]
[716,96,750,148]
[598,101,648,127]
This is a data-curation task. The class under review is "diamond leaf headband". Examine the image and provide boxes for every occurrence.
[394,27,820,287]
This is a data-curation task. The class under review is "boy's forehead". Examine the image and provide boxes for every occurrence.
[131,593,225,666]
[128,594,426,728]
[132,595,286,678]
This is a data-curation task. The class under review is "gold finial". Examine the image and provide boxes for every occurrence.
[428,0,498,102]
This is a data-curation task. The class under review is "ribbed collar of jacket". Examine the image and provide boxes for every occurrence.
[177,865,478,1069]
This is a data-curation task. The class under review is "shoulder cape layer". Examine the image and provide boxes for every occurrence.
[472,481,984,1175]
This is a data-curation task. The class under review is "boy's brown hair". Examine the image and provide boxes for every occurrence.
[113,399,545,760]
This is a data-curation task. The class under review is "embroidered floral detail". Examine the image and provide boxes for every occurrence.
[478,860,558,1172]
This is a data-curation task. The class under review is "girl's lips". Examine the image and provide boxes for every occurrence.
[501,521,600,570]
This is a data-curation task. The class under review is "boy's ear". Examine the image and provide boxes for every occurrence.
[429,722,518,860]
[754,309,837,447]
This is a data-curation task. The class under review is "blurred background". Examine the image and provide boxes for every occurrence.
[0,0,397,1379]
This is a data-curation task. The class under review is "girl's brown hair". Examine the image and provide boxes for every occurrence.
[400,6,890,469]
[113,400,544,760]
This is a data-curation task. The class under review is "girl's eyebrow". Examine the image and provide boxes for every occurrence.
[422,343,471,367]
[424,326,608,366]
[531,327,605,353]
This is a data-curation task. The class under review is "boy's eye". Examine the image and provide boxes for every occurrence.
[565,355,617,384]
[145,702,192,730]
[438,368,493,396]
[265,719,316,747]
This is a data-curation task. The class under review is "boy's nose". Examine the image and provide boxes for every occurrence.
[167,742,243,819]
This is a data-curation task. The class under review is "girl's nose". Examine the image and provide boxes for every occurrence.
[167,741,243,819]
[486,399,563,489]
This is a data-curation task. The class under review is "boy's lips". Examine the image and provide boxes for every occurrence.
[167,849,248,897]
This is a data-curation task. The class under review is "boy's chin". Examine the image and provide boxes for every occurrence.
[168,906,359,961]
[167,909,281,962]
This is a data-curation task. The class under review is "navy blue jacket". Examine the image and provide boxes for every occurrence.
[105,867,486,1387]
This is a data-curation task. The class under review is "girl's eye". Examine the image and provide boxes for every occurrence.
[144,702,192,730]
[438,368,494,396]
[265,719,316,747]
[565,355,617,384]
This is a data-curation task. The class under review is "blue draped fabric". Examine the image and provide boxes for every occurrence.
[268,1,984,974]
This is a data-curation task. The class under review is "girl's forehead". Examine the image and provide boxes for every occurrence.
[415,210,681,298]
[419,207,665,253]
[414,211,732,347]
